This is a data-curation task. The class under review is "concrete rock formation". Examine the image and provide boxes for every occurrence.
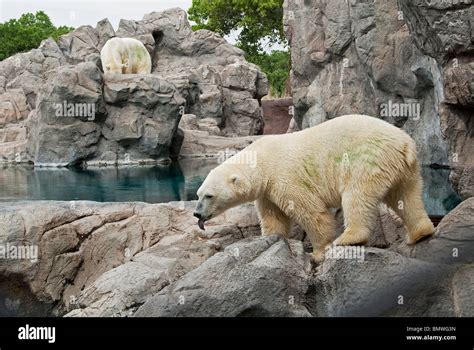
[0,8,268,166]
[0,198,472,317]
[283,0,473,199]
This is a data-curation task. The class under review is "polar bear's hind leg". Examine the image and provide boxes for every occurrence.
[384,174,435,244]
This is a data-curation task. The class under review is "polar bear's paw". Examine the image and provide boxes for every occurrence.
[333,228,370,247]
[309,250,326,264]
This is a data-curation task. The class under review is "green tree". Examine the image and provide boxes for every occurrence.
[189,0,290,96]
[249,50,290,97]
[0,11,73,60]
[189,0,286,56]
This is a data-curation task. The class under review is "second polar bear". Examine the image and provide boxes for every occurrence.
[193,114,435,262]
[100,37,151,74]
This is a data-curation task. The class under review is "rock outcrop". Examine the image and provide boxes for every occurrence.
[0,198,472,317]
[0,8,268,166]
[283,0,473,199]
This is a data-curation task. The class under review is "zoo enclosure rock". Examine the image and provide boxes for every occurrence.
[0,198,472,317]
[283,0,474,199]
[0,8,268,165]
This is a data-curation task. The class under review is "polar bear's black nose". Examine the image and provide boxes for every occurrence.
[193,212,202,219]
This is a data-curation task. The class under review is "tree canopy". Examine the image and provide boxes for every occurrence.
[188,0,289,97]
[0,11,73,60]
[189,0,286,56]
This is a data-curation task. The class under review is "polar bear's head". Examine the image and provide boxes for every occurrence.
[104,59,129,74]
[193,163,256,230]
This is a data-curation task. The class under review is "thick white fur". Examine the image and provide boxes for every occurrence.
[195,115,435,261]
[100,37,151,74]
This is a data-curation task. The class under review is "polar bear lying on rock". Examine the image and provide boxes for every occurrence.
[100,37,151,74]
[194,115,435,262]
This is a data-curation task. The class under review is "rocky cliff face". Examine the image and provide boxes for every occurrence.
[283,0,473,199]
[0,8,268,166]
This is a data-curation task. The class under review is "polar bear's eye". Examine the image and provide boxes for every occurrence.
[204,194,214,199]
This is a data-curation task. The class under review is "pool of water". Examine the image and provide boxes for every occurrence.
[0,162,461,216]
[0,159,217,204]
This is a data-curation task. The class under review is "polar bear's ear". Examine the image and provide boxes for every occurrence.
[105,64,110,71]
[230,174,239,184]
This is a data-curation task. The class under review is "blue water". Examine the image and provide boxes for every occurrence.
[0,159,217,204]
[0,162,461,216]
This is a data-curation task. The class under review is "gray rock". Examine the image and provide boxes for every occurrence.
[179,129,259,159]
[27,62,106,166]
[395,198,474,265]
[397,1,474,199]
[0,8,268,165]
[135,235,312,317]
[308,248,443,317]
[439,98,474,200]
[452,264,474,317]
[96,19,116,51]
[0,90,29,126]
[283,0,474,180]
[0,198,473,317]
[58,25,100,64]
[118,8,267,136]
[0,200,260,316]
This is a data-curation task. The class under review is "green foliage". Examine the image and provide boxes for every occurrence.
[0,11,73,60]
[188,0,290,97]
[246,50,290,97]
[188,0,286,57]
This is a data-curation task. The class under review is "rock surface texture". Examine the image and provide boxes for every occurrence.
[0,8,268,166]
[283,0,473,199]
[0,198,472,317]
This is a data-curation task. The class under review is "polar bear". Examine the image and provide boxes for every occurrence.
[100,37,151,74]
[194,114,435,262]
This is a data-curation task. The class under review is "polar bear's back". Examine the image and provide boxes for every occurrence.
[252,114,414,151]
[302,114,411,140]
[248,114,418,179]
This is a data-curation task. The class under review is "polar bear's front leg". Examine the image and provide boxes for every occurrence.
[255,198,291,237]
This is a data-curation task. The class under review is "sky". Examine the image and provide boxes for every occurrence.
[0,0,194,30]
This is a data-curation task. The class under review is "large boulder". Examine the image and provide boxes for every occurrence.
[0,39,65,163]
[135,235,311,317]
[27,62,106,166]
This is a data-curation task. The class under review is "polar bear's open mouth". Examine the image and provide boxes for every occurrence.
[198,218,206,230]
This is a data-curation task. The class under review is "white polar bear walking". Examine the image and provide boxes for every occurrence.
[100,37,151,74]
[194,114,435,262]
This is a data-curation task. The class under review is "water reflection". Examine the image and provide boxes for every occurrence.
[0,163,461,215]
[0,159,217,203]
